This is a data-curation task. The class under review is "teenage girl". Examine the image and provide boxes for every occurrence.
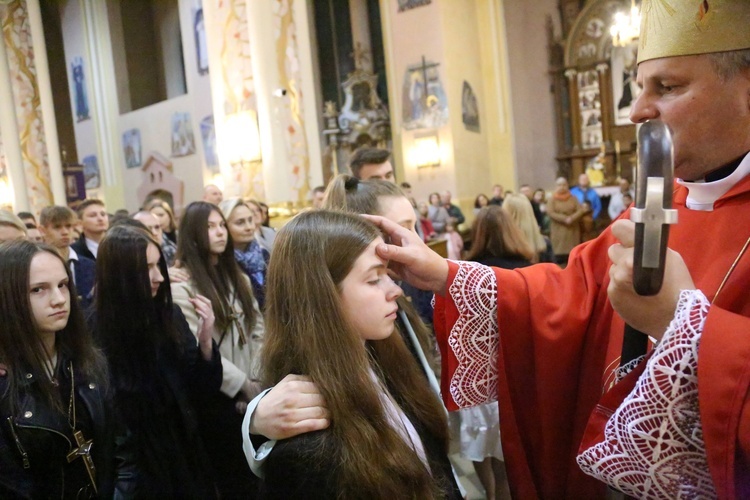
[93,225,221,498]
[0,240,110,498]
[258,210,459,498]
[219,198,270,310]
[171,201,263,497]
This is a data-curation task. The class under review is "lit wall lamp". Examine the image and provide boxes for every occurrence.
[222,110,262,197]
[414,132,441,168]
[224,110,262,164]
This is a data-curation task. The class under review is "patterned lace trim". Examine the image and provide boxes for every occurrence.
[615,354,648,383]
[446,261,499,408]
[577,289,716,499]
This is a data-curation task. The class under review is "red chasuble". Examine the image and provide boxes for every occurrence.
[434,174,750,499]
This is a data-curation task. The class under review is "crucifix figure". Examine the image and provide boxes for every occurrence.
[414,56,440,100]
[66,429,98,494]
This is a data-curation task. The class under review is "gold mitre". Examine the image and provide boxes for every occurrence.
[637,0,750,63]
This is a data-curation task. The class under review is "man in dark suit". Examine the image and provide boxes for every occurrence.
[39,205,96,309]
[70,198,109,261]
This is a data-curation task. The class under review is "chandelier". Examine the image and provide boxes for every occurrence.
[610,0,641,47]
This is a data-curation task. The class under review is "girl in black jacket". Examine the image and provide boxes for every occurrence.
[0,240,111,498]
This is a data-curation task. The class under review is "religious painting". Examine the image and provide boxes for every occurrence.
[66,175,78,198]
[337,69,390,145]
[200,115,219,172]
[461,81,480,133]
[611,42,640,126]
[577,69,603,149]
[122,129,142,169]
[401,58,448,131]
[70,57,90,122]
[397,0,431,12]
[171,112,196,157]
[194,8,209,75]
[63,163,86,205]
[81,155,100,190]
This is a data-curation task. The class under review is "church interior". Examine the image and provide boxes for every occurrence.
[0,0,640,222]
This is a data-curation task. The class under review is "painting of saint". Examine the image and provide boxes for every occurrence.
[171,112,196,157]
[611,42,641,126]
[71,57,90,122]
[194,8,209,75]
[82,155,100,189]
[461,81,480,132]
[200,115,219,172]
[122,129,142,169]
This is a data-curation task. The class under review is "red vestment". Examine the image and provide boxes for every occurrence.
[435,175,750,499]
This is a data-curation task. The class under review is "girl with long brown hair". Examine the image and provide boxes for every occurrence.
[466,205,536,269]
[171,201,263,497]
[259,210,458,498]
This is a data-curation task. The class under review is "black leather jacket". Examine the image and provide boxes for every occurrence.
[0,356,113,499]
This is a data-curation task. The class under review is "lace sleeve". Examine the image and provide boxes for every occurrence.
[444,261,500,408]
[577,289,715,498]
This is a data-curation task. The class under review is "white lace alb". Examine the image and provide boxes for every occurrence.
[577,289,716,499]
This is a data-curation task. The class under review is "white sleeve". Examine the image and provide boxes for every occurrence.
[242,388,277,478]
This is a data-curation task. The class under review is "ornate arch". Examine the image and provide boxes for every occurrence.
[564,0,629,68]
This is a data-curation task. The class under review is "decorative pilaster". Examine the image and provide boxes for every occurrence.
[564,68,580,150]
[0,0,52,213]
[273,0,311,204]
[596,62,612,145]
[204,0,265,200]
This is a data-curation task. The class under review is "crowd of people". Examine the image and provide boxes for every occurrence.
[1,3,749,498]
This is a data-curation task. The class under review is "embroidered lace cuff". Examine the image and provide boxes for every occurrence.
[577,289,715,498]
[446,261,499,408]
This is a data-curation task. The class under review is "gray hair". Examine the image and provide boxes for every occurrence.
[708,48,750,81]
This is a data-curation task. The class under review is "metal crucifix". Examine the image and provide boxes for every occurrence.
[66,429,98,494]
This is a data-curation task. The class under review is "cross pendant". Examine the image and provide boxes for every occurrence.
[66,429,98,494]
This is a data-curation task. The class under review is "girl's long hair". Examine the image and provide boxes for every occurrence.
[263,210,446,498]
[466,205,535,262]
[175,201,257,335]
[503,193,547,260]
[95,225,178,390]
[322,174,435,365]
[0,240,105,413]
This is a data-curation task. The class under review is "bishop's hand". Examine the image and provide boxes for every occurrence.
[608,220,695,340]
[363,214,449,295]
